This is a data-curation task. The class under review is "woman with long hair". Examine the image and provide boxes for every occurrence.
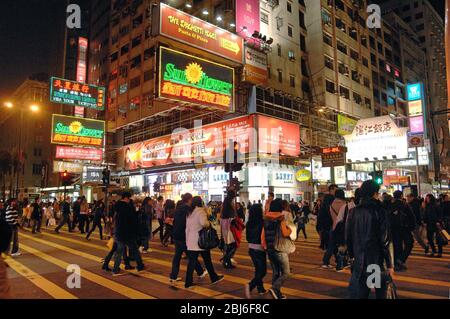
[185,196,224,288]
[162,199,176,246]
[423,194,444,258]
[220,190,237,268]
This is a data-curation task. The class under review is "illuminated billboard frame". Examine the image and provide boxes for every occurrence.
[51,114,105,148]
[49,77,106,111]
[158,47,235,112]
[157,3,244,64]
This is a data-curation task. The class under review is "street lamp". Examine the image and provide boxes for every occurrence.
[30,104,39,112]
[4,101,13,108]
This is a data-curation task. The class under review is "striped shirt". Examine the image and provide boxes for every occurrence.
[5,206,19,226]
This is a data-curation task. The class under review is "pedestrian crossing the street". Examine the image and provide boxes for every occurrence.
[4,224,449,299]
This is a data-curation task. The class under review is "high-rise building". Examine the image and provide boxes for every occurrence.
[378,0,450,180]
[304,0,374,147]
[87,0,311,202]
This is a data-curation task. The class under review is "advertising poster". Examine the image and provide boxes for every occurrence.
[257,115,300,157]
[158,3,244,63]
[158,47,234,112]
[51,114,105,148]
[50,77,106,111]
[55,146,103,161]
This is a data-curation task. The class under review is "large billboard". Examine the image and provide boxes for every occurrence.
[55,146,103,161]
[236,0,260,37]
[344,116,408,162]
[337,114,357,136]
[51,114,105,148]
[257,115,300,157]
[157,3,244,63]
[123,115,254,170]
[158,47,235,112]
[50,77,106,111]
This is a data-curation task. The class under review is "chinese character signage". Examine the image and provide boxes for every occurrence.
[236,0,260,37]
[55,146,103,161]
[344,116,408,162]
[337,114,358,136]
[158,47,234,112]
[51,114,105,148]
[243,47,268,86]
[76,37,88,83]
[82,166,105,183]
[295,169,311,182]
[407,83,422,101]
[321,146,347,167]
[157,3,244,63]
[50,77,106,111]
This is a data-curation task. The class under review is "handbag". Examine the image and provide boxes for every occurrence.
[198,227,220,250]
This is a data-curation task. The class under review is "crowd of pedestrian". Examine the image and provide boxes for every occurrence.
[0,184,448,300]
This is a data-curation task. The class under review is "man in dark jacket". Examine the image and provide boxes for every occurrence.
[72,197,81,232]
[55,197,72,233]
[169,193,205,282]
[112,192,145,275]
[30,197,42,234]
[317,184,337,250]
[406,193,429,254]
[389,191,416,271]
[346,180,394,299]
[5,198,20,256]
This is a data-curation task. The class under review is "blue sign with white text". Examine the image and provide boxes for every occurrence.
[407,83,422,101]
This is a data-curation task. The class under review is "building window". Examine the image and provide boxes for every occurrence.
[288,25,293,37]
[130,76,141,89]
[144,47,155,60]
[321,9,331,25]
[363,77,370,88]
[288,50,295,60]
[339,86,350,99]
[287,1,292,13]
[277,44,281,57]
[337,40,347,54]
[33,148,42,156]
[362,56,369,67]
[300,34,306,51]
[32,164,42,175]
[301,58,308,76]
[278,70,283,83]
[132,15,143,29]
[261,12,269,24]
[144,69,154,82]
[131,35,142,48]
[324,55,334,70]
[353,92,362,104]
[323,33,332,46]
[289,74,295,87]
[110,52,118,62]
[350,49,359,61]
[121,44,129,55]
[351,70,360,83]
[299,11,306,29]
[130,55,142,69]
[325,80,335,93]
[416,24,424,31]
[365,97,372,109]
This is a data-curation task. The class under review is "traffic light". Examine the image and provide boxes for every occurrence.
[370,171,383,185]
[102,167,110,186]
[61,170,71,186]
[224,141,244,173]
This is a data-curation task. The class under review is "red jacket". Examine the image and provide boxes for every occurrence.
[230,217,246,248]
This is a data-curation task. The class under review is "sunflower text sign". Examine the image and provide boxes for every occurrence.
[158,47,234,112]
[51,114,105,148]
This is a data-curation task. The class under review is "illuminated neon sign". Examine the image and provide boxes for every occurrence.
[51,114,105,148]
[158,47,234,112]
[50,77,106,111]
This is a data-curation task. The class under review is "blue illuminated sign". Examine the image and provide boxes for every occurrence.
[407,83,422,101]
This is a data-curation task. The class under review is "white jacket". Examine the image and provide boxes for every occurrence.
[186,207,210,251]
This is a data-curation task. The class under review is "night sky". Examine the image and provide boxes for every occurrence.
[0,0,445,101]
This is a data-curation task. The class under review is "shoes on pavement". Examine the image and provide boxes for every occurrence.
[185,284,196,289]
[170,277,182,284]
[124,265,135,270]
[112,271,122,277]
[244,283,251,299]
[321,264,333,269]
[136,266,146,272]
[211,275,225,285]
[258,289,268,296]
[198,270,208,279]
[230,258,237,264]
[10,252,21,257]
[435,254,442,258]
[269,288,278,299]
[102,265,112,272]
